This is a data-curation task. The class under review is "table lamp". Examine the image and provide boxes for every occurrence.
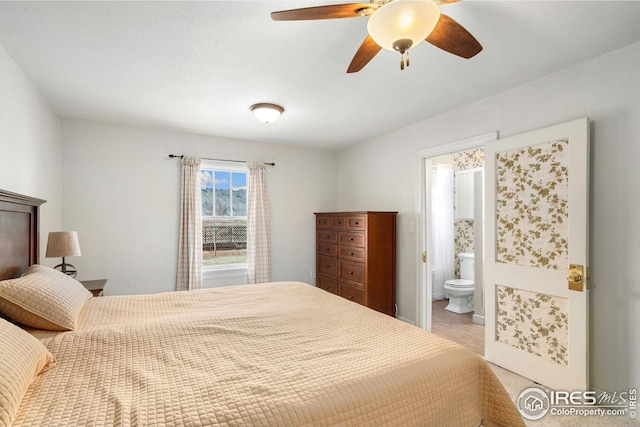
[45,231,81,278]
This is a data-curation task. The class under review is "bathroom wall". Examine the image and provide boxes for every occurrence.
[453,148,485,171]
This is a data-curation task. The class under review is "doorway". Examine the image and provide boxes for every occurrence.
[429,152,484,355]
[415,132,497,354]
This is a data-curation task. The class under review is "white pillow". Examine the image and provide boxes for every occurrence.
[0,264,92,331]
[0,317,54,427]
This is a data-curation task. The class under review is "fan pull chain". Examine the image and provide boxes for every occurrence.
[399,49,410,70]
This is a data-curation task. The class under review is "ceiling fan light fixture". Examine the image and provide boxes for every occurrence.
[367,0,440,52]
[250,103,284,124]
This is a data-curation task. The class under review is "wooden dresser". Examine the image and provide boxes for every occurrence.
[315,211,397,316]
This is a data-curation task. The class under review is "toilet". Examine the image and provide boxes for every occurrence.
[444,252,475,314]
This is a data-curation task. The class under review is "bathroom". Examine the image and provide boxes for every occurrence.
[429,147,485,355]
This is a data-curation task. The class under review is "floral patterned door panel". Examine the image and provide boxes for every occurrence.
[496,285,568,366]
[495,139,569,366]
[496,139,569,270]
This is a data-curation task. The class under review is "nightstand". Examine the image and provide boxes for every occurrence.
[80,279,107,297]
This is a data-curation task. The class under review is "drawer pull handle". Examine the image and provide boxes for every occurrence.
[348,295,354,301]
[355,222,359,225]
[349,252,354,256]
[326,248,331,251]
[349,271,353,275]
[349,238,354,241]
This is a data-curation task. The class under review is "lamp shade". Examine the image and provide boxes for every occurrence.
[250,103,284,124]
[45,231,81,258]
[367,0,440,52]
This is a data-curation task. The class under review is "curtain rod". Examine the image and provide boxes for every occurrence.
[169,154,275,166]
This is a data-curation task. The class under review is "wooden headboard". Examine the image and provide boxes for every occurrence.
[0,189,46,280]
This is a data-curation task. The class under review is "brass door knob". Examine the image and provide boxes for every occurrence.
[567,272,582,283]
[567,264,585,292]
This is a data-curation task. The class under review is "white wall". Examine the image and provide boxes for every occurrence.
[0,44,62,260]
[61,119,338,295]
[339,42,640,392]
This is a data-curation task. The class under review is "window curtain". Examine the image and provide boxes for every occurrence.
[432,164,455,300]
[176,157,203,291]
[246,161,271,284]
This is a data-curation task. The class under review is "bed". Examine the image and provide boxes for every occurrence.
[0,190,525,427]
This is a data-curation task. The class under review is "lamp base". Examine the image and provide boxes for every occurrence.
[53,263,78,278]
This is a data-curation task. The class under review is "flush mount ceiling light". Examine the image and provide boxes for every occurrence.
[250,103,284,124]
[367,0,440,70]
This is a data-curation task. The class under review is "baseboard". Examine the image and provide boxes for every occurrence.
[472,314,485,325]
[396,315,415,325]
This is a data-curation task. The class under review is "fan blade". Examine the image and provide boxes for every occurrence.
[432,0,461,6]
[347,35,382,73]
[271,3,377,21]
[426,13,482,59]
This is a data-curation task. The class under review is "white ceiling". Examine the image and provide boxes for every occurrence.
[0,1,639,149]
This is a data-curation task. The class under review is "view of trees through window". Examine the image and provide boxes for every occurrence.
[201,168,247,268]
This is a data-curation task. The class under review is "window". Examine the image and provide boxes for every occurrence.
[200,161,247,270]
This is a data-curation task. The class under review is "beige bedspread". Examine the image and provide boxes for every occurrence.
[16,282,524,427]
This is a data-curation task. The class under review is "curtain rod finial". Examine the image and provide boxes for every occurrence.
[169,154,184,159]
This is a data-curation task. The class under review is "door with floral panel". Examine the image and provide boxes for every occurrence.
[484,118,589,391]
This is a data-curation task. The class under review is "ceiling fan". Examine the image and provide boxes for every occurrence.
[271,0,482,73]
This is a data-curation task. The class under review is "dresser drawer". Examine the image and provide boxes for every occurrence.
[338,231,365,247]
[338,246,365,262]
[317,230,337,244]
[316,276,338,294]
[318,255,338,278]
[346,215,366,230]
[339,260,365,285]
[317,243,337,257]
[339,282,365,305]
[331,216,348,229]
[316,215,331,229]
